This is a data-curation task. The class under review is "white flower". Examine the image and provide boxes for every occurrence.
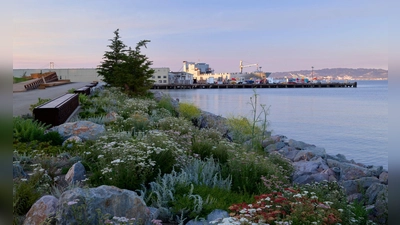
[98,155,104,158]
[111,159,121,164]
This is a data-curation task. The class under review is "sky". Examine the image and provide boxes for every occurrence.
[13,0,387,73]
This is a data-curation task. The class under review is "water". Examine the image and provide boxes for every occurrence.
[158,80,388,170]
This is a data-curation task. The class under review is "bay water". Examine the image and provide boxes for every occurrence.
[158,80,388,170]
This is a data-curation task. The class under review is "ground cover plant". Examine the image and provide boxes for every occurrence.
[12,87,378,225]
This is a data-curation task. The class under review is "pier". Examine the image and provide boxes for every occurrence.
[151,82,357,89]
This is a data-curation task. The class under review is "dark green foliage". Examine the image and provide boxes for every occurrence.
[13,173,43,216]
[147,149,177,184]
[42,131,64,146]
[191,141,229,164]
[157,96,178,117]
[97,29,155,96]
[13,117,50,142]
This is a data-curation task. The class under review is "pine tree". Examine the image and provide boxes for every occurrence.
[97,29,126,86]
[98,29,155,95]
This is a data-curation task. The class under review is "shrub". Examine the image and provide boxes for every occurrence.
[42,131,64,146]
[178,102,201,124]
[221,149,293,195]
[13,168,52,216]
[226,116,254,144]
[157,95,177,117]
[191,141,229,164]
[13,117,50,142]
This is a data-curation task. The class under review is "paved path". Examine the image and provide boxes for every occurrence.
[13,82,92,116]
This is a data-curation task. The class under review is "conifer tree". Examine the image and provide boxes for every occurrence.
[98,29,155,95]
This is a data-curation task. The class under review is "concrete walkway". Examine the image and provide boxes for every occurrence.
[13,82,92,116]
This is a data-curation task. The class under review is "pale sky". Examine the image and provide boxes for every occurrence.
[13,0,387,73]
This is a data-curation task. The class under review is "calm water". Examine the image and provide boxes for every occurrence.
[159,80,388,170]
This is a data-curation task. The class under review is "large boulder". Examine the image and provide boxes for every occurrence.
[23,195,58,225]
[341,177,380,196]
[326,159,375,181]
[49,121,106,141]
[57,185,152,225]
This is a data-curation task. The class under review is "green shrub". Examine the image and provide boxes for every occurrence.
[226,116,254,144]
[13,117,50,142]
[13,170,52,216]
[222,149,293,195]
[191,141,229,164]
[157,95,177,116]
[67,88,76,93]
[178,102,201,122]
[42,131,64,146]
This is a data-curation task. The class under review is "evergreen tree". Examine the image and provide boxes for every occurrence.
[97,29,126,86]
[98,29,155,95]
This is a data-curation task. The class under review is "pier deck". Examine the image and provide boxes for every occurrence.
[151,82,357,89]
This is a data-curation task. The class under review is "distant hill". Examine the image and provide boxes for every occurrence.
[270,68,388,80]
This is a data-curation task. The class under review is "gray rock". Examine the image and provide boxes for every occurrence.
[366,183,387,205]
[278,146,299,161]
[62,136,82,148]
[49,121,106,141]
[261,138,275,148]
[276,141,286,150]
[341,177,380,195]
[264,143,277,153]
[65,161,86,184]
[57,185,151,225]
[373,185,388,224]
[327,159,374,181]
[288,139,310,150]
[207,209,229,222]
[13,163,28,179]
[23,195,58,225]
[379,171,388,184]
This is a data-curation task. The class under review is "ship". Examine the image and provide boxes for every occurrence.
[182,60,271,84]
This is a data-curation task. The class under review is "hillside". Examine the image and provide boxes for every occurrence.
[270,68,388,80]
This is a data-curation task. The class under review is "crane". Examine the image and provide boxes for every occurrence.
[239,60,260,73]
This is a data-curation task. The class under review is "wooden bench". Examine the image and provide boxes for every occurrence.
[33,93,79,127]
[74,86,91,95]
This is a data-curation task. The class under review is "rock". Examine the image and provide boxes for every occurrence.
[372,185,388,224]
[49,121,106,141]
[366,183,387,205]
[341,177,380,195]
[13,163,28,179]
[264,143,277,153]
[379,171,388,184]
[292,157,328,184]
[62,136,82,148]
[198,111,229,135]
[293,150,315,162]
[152,91,179,109]
[288,139,310,150]
[105,111,118,122]
[207,209,229,222]
[261,138,275,148]
[327,159,373,181]
[65,162,86,184]
[57,185,152,225]
[186,209,229,225]
[278,146,299,161]
[23,195,58,225]
[276,141,286,150]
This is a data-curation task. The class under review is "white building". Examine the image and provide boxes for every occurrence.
[151,67,170,84]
